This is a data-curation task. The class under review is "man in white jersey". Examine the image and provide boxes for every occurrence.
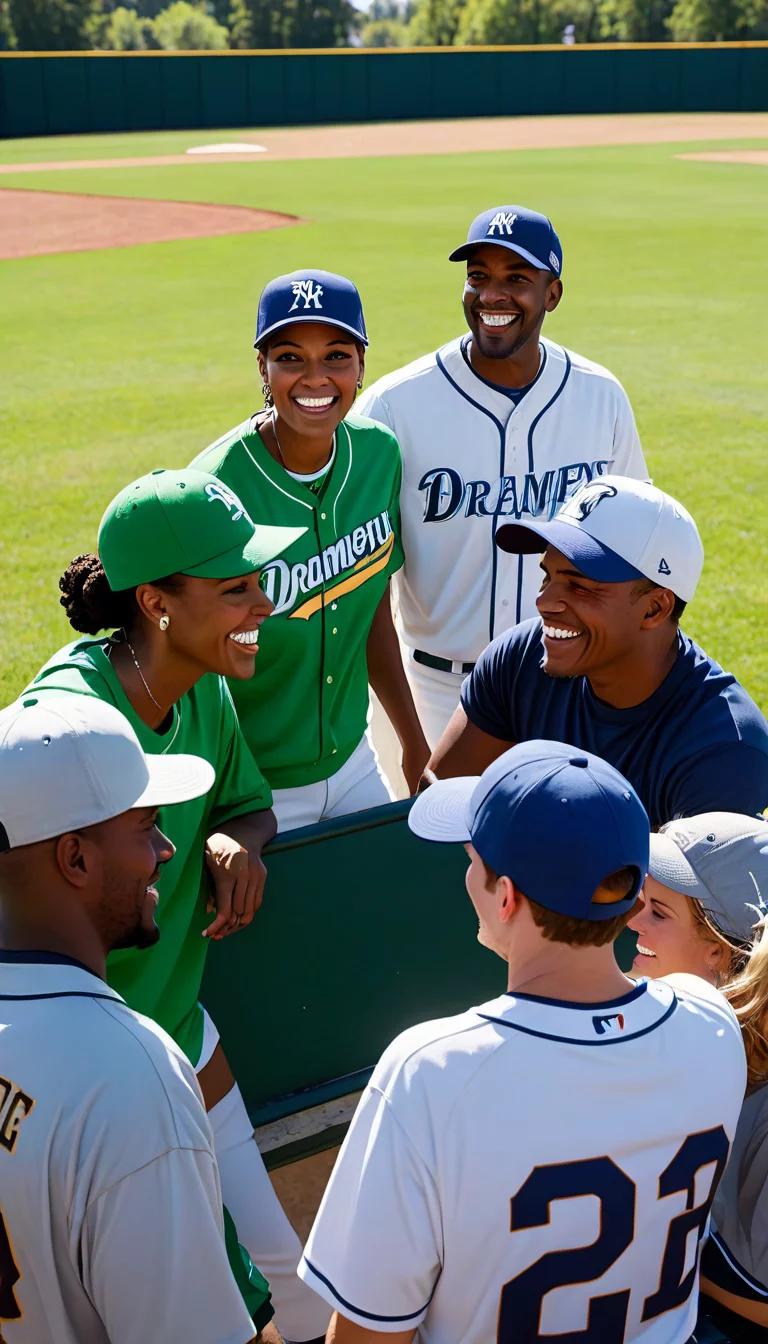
[358,205,647,745]
[0,693,279,1344]
[299,741,746,1343]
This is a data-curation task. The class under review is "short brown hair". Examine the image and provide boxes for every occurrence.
[482,857,639,948]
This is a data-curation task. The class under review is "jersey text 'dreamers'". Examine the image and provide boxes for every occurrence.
[261,509,394,616]
[419,457,613,522]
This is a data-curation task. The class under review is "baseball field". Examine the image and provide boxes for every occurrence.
[2,110,767,708]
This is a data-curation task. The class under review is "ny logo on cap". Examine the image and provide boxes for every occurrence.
[204,482,254,527]
[289,279,324,312]
[560,481,618,523]
[487,211,518,238]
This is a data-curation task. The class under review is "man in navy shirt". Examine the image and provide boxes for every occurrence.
[426,476,768,827]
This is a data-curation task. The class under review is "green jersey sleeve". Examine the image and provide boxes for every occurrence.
[209,679,273,829]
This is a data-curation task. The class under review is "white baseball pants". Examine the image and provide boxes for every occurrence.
[271,731,393,833]
[404,647,467,750]
[200,1014,330,1342]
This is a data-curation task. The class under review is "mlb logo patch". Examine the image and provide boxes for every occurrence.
[592,1013,625,1036]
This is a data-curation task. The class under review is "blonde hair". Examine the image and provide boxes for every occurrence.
[691,901,768,1088]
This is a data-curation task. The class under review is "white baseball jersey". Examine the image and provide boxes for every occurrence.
[0,952,255,1344]
[299,974,745,1343]
[358,336,647,662]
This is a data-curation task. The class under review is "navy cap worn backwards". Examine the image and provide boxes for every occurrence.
[255,270,368,349]
[449,206,563,276]
[409,741,649,922]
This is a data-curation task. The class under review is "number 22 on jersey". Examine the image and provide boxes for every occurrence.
[498,1125,729,1342]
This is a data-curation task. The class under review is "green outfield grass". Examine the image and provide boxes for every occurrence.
[2,133,766,707]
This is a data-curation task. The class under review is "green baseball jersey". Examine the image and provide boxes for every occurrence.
[26,638,272,1065]
[192,412,404,789]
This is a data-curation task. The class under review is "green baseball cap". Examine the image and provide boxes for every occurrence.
[98,469,305,591]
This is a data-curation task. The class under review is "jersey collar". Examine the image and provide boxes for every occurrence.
[474,978,679,1046]
[437,334,566,426]
[0,951,124,1003]
[241,417,353,516]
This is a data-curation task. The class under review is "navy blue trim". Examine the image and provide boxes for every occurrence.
[435,347,506,431]
[703,1229,768,1300]
[0,948,94,973]
[436,347,506,646]
[459,336,547,404]
[478,992,677,1045]
[505,981,648,1010]
[0,991,118,1003]
[526,346,572,476]
[515,346,571,621]
[302,1258,433,1323]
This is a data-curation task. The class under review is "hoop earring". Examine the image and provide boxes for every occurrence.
[356,379,363,390]
[159,614,170,632]
[262,381,273,408]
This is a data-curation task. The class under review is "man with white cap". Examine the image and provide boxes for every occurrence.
[297,742,746,1342]
[628,813,768,1336]
[0,694,278,1344]
[427,475,768,826]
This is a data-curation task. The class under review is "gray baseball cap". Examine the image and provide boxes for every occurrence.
[648,813,768,944]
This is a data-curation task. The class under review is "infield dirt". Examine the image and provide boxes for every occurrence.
[2,111,766,259]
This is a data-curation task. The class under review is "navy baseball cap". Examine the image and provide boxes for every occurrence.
[496,476,703,603]
[449,205,562,276]
[255,270,368,349]
[409,741,649,921]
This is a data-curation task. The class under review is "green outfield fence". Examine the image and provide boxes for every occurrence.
[1,42,767,139]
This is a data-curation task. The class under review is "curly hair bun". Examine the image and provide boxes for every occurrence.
[58,553,130,635]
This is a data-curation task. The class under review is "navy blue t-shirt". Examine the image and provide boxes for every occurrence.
[461,619,768,828]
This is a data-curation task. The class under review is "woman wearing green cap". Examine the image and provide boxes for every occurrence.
[193,269,429,831]
[24,467,331,1342]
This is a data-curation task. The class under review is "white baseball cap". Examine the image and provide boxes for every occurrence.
[496,475,704,603]
[0,694,215,851]
[648,813,768,945]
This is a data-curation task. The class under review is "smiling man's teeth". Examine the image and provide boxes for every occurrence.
[479,313,517,328]
[230,629,259,646]
[636,944,656,957]
[295,396,335,408]
[543,625,581,641]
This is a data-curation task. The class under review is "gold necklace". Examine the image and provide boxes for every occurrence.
[270,410,334,475]
[124,636,164,712]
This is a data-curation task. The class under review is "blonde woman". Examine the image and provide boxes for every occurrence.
[629,812,768,1338]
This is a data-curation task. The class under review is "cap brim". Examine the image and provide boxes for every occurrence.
[184,524,306,579]
[495,518,644,584]
[255,316,369,348]
[135,753,215,810]
[448,240,551,270]
[408,777,478,844]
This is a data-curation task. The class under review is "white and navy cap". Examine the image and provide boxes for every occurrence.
[0,694,214,851]
[649,813,768,946]
[409,741,649,922]
[254,269,368,348]
[449,205,563,276]
[496,475,704,604]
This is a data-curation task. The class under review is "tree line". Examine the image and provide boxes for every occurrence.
[0,0,765,52]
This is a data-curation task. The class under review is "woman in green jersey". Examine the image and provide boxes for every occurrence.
[27,467,330,1342]
[194,269,430,831]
